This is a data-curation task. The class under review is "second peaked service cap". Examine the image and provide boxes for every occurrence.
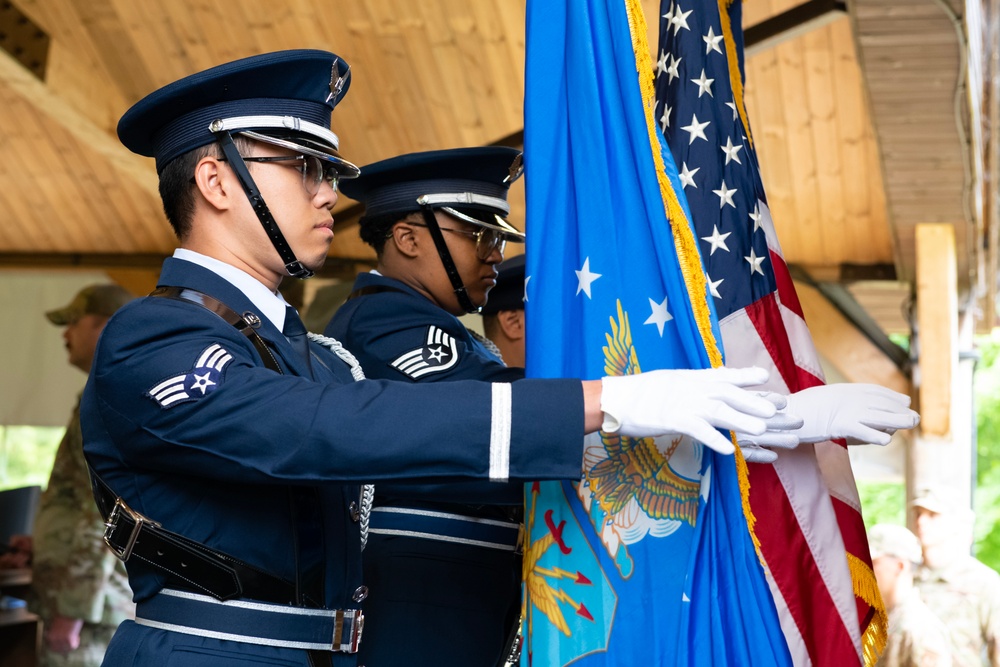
[342,146,526,242]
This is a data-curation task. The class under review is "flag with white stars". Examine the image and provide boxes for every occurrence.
[656,1,884,665]
[521,0,789,664]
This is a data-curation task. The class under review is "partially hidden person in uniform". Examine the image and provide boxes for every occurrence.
[323,147,922,665]
[869,523,951,667]
[10,285,137,667]
[480,253,526,369]
[912,486,1000,666]
[83,49,826,667]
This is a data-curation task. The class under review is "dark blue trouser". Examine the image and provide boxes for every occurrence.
[358,533,522,667]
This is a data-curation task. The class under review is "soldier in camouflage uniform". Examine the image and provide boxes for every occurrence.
[28,285,136,667]
[912,486,1000,666]
[869,523,951,667]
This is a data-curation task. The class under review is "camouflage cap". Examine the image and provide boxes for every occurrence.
[910,484,965,516]
[868,523,922,563]
[45,284,134,325]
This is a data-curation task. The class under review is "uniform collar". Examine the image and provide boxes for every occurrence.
[173,249,292,330]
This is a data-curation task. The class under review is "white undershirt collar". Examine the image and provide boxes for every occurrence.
[173,249,290,331]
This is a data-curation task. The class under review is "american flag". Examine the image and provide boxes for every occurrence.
[654,1,884,665]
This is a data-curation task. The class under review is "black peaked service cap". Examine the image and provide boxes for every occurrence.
[117,49,358,177]
[342,146,526,241]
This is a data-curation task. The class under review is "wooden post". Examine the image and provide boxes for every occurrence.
[910,224,973,523]
[915,224,958,438]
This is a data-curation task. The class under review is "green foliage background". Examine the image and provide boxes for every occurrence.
[972,330,1000,570]
[860,330,1000,572]
[0,426,62,490]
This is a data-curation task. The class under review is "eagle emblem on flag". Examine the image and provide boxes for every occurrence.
[581,301,702,577]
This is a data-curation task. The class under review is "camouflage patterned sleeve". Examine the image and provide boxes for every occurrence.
[31,400,131,624]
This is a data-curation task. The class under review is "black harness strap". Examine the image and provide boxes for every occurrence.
[212,128,313,278]
[420,205,478,314]
[149,286,284,374]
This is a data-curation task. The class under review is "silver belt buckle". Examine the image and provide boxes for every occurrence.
[332,609,364,653]
[104,497,161,561]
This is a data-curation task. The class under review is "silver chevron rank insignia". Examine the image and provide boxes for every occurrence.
[147,344,232,408]
[390,326,460,379]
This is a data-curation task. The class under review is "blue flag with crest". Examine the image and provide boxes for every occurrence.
[521,0,791,664]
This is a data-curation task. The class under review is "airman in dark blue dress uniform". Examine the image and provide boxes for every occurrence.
[80,49,803,667]
[325,148,530,666]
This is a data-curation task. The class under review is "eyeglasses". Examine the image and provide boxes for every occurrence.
[238,154,340,195]
[409,223,507,261]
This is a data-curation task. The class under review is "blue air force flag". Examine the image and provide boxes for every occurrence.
[521,0,791,664]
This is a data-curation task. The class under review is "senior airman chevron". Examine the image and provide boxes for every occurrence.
[147,343,232,408]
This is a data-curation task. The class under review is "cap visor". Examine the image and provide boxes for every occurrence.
[240,130,359,179]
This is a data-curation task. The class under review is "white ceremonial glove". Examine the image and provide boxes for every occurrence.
[600,367,780,455]
[734,392,805,464]
[784,383,920,445]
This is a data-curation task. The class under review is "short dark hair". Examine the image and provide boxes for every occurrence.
[359,211,419,255]
[158,135,254,239]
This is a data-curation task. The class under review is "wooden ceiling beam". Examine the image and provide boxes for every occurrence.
[794,280,910,395]
[744,0,848,56]
[792,268,910,371]
[788,262,897,282]
[0,48,159,200]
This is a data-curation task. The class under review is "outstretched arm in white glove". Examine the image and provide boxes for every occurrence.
[594,366,789,455]
[785,383,919,445]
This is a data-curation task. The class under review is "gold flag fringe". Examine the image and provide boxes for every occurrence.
[622,0,761,558]
[847,552,889,665]
[717,0,754,149]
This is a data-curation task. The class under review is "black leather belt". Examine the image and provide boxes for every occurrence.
[90,470,302,605]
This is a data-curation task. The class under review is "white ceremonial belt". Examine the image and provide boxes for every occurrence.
[135,588,363,653]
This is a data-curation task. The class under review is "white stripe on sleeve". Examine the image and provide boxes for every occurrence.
[489,383,512,481]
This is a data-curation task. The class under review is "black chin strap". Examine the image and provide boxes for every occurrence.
[419,206,478,313]
[212,128,314,279]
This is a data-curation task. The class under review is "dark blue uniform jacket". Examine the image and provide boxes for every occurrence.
[326,271,528,506]
[81,257,583,666]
